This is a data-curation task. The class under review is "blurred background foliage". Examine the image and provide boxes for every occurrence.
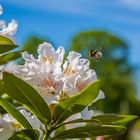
[17,30,140,140]
[70,31,139,115]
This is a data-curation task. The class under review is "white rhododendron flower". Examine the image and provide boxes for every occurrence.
[0,119,13,140]
[0,109,43,140]
[0,19,18,36]
[0,5,17,37]
[15,42,98,105]
[0,62,17,80]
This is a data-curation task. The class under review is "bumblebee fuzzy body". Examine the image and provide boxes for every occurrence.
[89,50,102,61]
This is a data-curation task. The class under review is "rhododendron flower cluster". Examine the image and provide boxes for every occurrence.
[15,42,99,105]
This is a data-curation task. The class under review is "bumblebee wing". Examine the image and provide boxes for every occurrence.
[100,45,105,52]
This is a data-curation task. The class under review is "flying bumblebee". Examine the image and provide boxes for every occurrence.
[89,46,104,61]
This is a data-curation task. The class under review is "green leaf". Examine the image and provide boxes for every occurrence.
[52,124,126,139]
[0,45,18,54]
[8,129,39,140]
[56,119,100,130]
[0,97,32,129]
[3,72,51,124]
[0,35,18,54]
[91,114,138,125]
[55,81,100,124]
[56,114,138,130]
[0,80,5,95]
[0,51,21,65]
[0,35,14,45]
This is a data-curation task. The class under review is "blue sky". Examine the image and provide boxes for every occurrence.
[1,0,140,94]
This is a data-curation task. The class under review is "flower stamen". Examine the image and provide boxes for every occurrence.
[64,66,74,76]
[42,56,53,64]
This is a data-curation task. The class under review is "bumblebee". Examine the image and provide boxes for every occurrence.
[89,46,103,61]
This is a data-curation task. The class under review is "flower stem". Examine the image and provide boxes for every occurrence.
[43,131,51,140]
[42,125,52,140]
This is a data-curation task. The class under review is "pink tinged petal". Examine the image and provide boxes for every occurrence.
[96,137,104,140]
[63,74,80,95]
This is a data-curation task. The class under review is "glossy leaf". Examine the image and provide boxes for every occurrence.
[52,124,126,139]
[91,114,138,125]
[0,35,14,45]
[8,129,39,140]
[0,80,5,95]
[56,114,137,130]
[0,97,32,129]
[3,72,51,124]
[0,45,18,54]
[0,51,21,65]
[56,119,100,129]
[0,35,18,54]
[55,81,100,124]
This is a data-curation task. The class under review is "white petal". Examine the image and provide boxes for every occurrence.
[38,42,55,59]
[67,51,81,64]
[93,90,105,103]
[0,120,13,140]
[0,20,18,36]
[20,109,42,129]
[80,91,104,120]
[5,62,16,73]
[22,51,36,63]
[64,113,85,130]
[81,107,94,120]
[7,20,18,35]
[56,46,65,64]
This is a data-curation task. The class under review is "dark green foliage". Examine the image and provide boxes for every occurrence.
[0,35,16,54]
[53,125,126,139]
[8,129,39,140]
[0,35,21,65]
[0,80,5,95]
[0,45,18,54]
[0,51,21,65]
